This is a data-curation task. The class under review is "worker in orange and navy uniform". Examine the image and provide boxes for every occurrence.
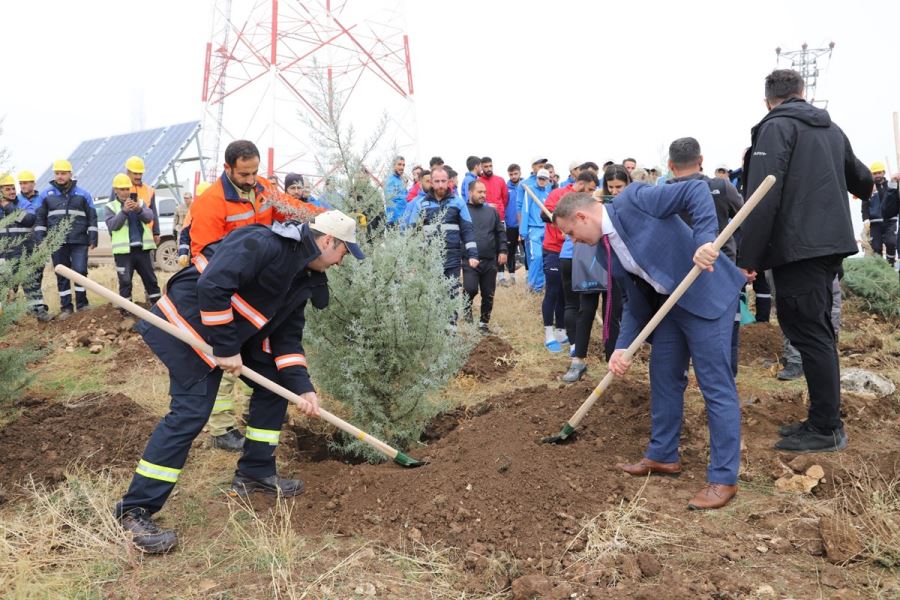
[124,156,161,246]
[114,210,365,554]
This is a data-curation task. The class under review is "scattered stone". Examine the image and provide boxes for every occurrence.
[820,516,863,564]
[407,527,422,542]
[636,552,662,578]
[755,584,776,597]
[353,582,376,596]
[767,537,791,554]
[787,455,816,473]
[756,545,769,553]
[805,465,825,480]
[840,368,895,397]
[774,473,819,494]
[511,574,553,600]
[89,344,104,354]
[77,334,92,347]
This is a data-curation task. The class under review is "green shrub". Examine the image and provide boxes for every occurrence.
[842,256,900,318]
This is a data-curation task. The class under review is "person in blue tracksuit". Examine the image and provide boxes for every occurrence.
[520,167,552,292]
[498,164,521,285]
[403,166,478,318]
[114,211,364,554]
[554,181,746,511]
[383,156,408,226]
[33,161,98,318]
[400,170,431,228]
[459,155,482,203]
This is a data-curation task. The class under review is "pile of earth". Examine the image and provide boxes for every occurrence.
[0,393,156,499]
[738,321,783,365]
[460,335,517,381]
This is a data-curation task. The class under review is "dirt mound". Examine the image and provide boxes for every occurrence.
[739,322,783,364]
[0,393,156,496]
[289,379,655,563]
[460,335,517,381]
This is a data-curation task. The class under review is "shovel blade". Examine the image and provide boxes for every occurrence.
[393,451,429,468]
[541,422,577,444]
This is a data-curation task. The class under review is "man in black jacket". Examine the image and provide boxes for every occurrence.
[738,69,873,453]
[463,179,507,332]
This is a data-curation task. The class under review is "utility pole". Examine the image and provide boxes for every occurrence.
[775,42,835,108]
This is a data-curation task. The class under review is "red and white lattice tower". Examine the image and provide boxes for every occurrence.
[199,0,417,185]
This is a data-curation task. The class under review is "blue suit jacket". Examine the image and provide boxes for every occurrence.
[607,181,745,350]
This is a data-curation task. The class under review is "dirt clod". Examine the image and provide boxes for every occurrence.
[460,335,517,381]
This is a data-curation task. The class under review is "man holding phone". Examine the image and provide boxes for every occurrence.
[105,174,161,307]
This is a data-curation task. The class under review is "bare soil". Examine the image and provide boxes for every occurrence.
[460,334,517,381]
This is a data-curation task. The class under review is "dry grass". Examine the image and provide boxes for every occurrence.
[832,461,900,569]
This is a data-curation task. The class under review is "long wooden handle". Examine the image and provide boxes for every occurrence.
[54,265,401,461]
[565,175,776,429]
[522,184,554,219]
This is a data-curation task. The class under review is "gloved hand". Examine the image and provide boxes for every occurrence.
[178,254,190,268]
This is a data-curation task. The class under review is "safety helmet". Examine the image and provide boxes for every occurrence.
[52,159,73,172]
[195,181,212,196]
[17,170,36,183]
[0,174,16,187]
[125,155,145,173]
[112,173,133,189]
[870,161,886,173]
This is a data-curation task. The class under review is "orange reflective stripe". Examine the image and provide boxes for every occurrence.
[262,338,272,354]
[200,307,234,326]
[192,254,209,271]
[275,354,307,370]
[231,293,268,329]
[157,296,217,368]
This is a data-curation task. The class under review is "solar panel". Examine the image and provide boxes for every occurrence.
[35,121,201,199]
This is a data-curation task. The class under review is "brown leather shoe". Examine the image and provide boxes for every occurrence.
[687,483,738,510]
[616,457,682,477]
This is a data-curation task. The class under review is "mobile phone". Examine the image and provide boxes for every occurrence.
[130,193,138,201]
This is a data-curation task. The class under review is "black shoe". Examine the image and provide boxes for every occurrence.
[774,422,848,453]
[211,428,245,452]
[119,508,178,554]
[779,420,806,437]
[562,362,587,383]
[33,309,52,323]
[777,363,803,381]
[478,322,491,335]
[230,472,305,497]
[56,308,74,321]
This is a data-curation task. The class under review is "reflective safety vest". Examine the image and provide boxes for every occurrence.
[130,183,158,235]
[108,199,157,254]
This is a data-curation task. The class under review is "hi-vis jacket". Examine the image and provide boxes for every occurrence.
[137,221,329,392]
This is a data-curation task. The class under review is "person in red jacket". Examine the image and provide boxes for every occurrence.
[478,157,508,220]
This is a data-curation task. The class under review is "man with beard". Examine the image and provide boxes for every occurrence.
[124,156,161,247]
[463,179,507,332]
[384,156,408,226]
[478,157,507,221]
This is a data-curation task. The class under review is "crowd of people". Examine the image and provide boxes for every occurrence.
[0,68,896,554]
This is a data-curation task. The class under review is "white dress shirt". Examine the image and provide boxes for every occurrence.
[601,205,669,294]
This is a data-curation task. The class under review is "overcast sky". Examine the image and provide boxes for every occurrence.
[5,0,899,193]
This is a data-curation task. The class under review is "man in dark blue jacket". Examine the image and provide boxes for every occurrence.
[738,69,872,454]
[555,182,746,511]
[863,162,899,266]
[114,211,364,554]
[34,160,98,319]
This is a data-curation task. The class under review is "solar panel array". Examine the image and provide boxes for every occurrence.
[36,121,201,198]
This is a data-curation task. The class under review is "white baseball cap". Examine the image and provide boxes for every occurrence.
[536,168,551,180]
[309,210,366,260]
[531,156,548,166]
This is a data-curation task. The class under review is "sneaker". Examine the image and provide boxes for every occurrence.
[545,339,562,353]
[56,308,74,321]
[212,428,245,452]
[562,362,587,383]
[569,345,576,358]
[554,328,569,345]
[33,308,52,323]
[230,471,305,497]
[119,507,178,554]
[774,422,848,453]
[478,322,491,335]
[778,420,806,437]
[777,363,803,381]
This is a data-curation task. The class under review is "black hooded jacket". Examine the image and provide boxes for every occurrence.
[738,97,872,270]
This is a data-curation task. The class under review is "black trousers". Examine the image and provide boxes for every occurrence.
[560,258,579,344]
[500,226,519,274]
[462,258,498,324]
[114,249,161,303]
[541,250,564,327]
[752,272,772,322]
[870,219,898,265]
[772,255,843,431]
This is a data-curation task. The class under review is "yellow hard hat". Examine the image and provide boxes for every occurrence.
[113,173,133,189]
[870,161,886,173]
[17,170,35,183]
[0,174,16,187]
[52,159,73,172]
[195,181,212,196]
[125,155,145,173]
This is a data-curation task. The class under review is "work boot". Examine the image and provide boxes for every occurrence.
[118,508,178,554]
[211,427,245,452]
[230,471,305,497]
[774,422,847,453]
[562,362,587,383]
[56,307,74,321]
[776,363,803,381]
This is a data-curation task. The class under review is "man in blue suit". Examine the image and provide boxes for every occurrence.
[554,182,746,510]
